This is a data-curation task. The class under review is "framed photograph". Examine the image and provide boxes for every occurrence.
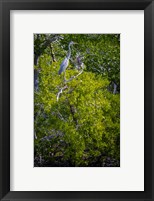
[0,0,154,200]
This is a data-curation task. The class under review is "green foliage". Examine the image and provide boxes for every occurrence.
[34,34,120,167]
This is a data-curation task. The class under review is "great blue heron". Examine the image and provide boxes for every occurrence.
[58,41,77,75]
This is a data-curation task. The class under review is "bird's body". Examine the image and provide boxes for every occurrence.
[58,57,69,75]
[76,55,84,70]
[58,41,76,75]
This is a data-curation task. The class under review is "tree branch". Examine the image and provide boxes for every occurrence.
[57,85,68,101]
[64,69,83,83]
[50,45,57,62]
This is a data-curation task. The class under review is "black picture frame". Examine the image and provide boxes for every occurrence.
[0,0,154,200]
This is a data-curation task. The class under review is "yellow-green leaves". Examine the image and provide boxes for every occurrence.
[34,34,120,167]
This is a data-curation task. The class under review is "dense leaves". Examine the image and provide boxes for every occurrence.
[34,34,120,167]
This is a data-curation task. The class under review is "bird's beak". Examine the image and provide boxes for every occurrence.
[74,42,78,45]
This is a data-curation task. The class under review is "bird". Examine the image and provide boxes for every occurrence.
[75,55,84,70]
[58,41,77,75]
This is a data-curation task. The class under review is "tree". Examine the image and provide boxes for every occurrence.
[34,34,120,167]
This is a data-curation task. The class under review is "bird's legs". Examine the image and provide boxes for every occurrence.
[64,72,66,83]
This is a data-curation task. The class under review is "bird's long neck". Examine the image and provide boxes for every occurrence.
[67,44,71,59]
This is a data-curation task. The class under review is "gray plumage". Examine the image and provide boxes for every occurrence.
[58,41,75,75]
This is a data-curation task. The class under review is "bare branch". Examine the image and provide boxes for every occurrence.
[50,45,57,62]
[57,110,66,121]
[57,85,68,101]
[113,82,117,94]
[64,70,83,83]
[34,132,37,140]
[52,109,66,121]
